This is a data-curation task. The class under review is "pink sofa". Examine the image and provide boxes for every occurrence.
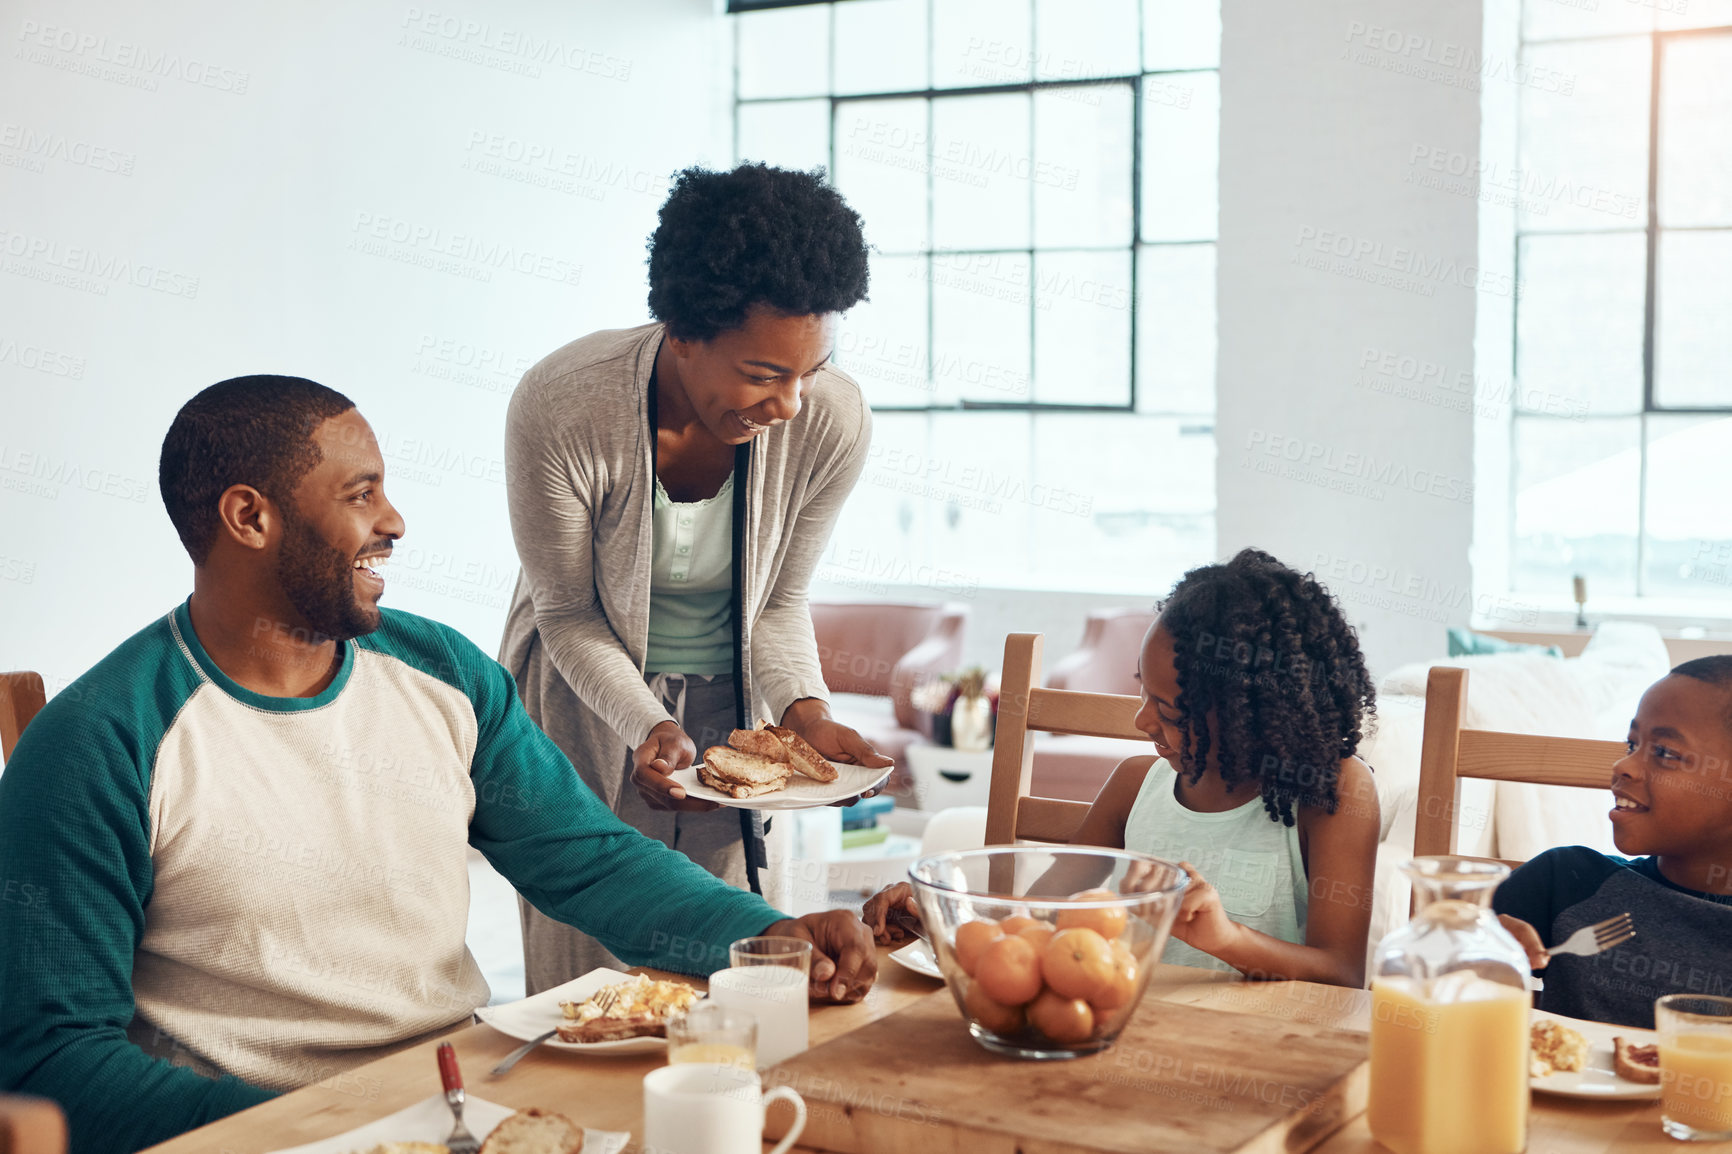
[1031,608,1157,802]
[809,602,968,798]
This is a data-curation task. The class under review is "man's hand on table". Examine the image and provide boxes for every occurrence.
[763,911,878,1003]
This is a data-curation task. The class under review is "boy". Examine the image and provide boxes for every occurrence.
[1495,656,1732,1028]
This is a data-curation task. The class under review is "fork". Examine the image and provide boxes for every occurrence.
[436,1042,481,1154]
[1548,912,1635,958]
[492,986,621,1077]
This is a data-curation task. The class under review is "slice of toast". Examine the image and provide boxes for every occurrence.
[1612,1036,1661,1084]
[764,723,840,783]
[727,726,790,763]
[557,1013,667,1043]
[697,750,792,798]
[477,1107,585,1153]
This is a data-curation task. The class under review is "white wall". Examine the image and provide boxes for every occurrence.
[0,0,732,693]
[1215,0,1489,676]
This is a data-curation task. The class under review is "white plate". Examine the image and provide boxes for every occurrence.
[475,967,694,1055]
[888,939,944,981]
[670,759,894,811]
[1530,1009,1661,1100]
[265,1093,629,1153]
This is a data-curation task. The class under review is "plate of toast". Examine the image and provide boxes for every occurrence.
[474,968,700,1055]
[1528,1010,1662,1100]
[669,721,894,811]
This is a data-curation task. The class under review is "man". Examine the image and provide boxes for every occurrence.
[0,376,875,1154]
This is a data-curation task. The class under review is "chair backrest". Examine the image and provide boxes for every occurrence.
[0,1095,67,1154]
[985,633,1154,847]
[1414,665,1625,863]
[1044,609,1156,697]
[0,672,47,762]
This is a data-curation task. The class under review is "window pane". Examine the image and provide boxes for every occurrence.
[1518,38,1649,232]
[1140,70,1218,242]
[1515,233,1646,415]
[1644,415,1732,599]
[1142,0,1221,71]
[1659,33,1732,228]
[931,252,1032,403]
[1522,0,1651,41]
[1033,86,1135,247]
[1512,416,1641,597]
[834,100,929,253]
[1136,243,1215,415]
[931,93,1032,250]
[1655,231,1732,408]
[1659,0,1732,29]
[1034,0,1139,81]
[1033,250,1132,405]
[736,5,830,100]
[1029,414,1214,593]
[736,100,830,171]
[821,413,933,594]
[834,0,929,95]
[927,411,1032,580]
[836,254,933,408]
[934,0,1032,88]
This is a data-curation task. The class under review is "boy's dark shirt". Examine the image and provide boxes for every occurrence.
[1492,846,1732,1028]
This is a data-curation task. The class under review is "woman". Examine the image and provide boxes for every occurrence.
[498,163,892,992]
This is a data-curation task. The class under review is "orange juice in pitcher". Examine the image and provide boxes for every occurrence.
[1367,858,1532,1154]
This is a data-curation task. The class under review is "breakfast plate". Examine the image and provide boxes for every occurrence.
[475,967,692,1055]
[1529,1009,1661,1100]
[888,938,944,980]
[265,1094,629,1153]
[670,759,894,811]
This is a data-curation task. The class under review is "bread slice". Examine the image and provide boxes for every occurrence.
[477,1107,584,1153]
[727,726,790,763]
[698,747,793,798]
[697,762,789,799]
[1612,1036,1661,1084]
[556,1013,667,1043]
[764,723,840,783]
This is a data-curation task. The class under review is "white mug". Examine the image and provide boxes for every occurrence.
[642,1062,806,1154]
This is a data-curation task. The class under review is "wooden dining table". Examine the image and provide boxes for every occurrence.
[142,950,1693,1153]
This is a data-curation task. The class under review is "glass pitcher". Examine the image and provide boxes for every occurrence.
[1366,857,1532,1154]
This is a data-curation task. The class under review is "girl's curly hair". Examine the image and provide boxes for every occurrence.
[1157,548,1376,826]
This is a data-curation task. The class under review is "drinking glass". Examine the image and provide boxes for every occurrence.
[668,1002,757,1070]
[1657,994,1732,1142]
[729,936,813,976]
[708,966,809,1068]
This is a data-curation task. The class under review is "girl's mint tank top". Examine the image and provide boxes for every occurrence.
[1123,759,1308,972]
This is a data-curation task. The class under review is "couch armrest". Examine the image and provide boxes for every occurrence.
[890,607,967,731]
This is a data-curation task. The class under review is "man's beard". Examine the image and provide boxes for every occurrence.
[275,509,382,642]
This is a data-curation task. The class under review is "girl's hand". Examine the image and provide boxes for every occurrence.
[862,882,923,946]
[1168,862,1245,958]
[630,720,717,812]
[1498,914,1550,970]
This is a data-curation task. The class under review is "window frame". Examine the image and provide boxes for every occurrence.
[730,0,1219,417]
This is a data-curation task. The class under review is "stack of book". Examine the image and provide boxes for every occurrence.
[840,795,895,850]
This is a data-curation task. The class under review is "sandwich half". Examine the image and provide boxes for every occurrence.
[764,723,840,783]
[697,746,793,798]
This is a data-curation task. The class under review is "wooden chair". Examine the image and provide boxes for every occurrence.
[1414,666,1625,865]
[0,672,46,762]
[985,634,1154,848]
[0,1095,67,1154]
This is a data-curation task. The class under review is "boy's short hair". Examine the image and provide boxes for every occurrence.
[1671,655,1732,733]
[159,376,355,564]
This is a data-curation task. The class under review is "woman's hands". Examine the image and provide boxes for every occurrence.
[861,881,923,947]
[1168,861,1246,959]
[780,698,893,806]
[630,720,718,812]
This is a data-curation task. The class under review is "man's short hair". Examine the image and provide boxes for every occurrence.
[1671,655,1732,734]
[159,375,355,564]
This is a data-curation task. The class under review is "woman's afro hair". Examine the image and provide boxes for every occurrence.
[646,163,869,342]
[1157,548,1377,826]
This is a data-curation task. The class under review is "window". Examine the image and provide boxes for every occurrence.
[732,0,1220,595]
[1513,7,1732,602]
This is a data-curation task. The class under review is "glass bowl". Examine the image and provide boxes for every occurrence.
[908,847,1188,1059]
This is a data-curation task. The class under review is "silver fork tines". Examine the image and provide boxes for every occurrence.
[1548,912,1635,958]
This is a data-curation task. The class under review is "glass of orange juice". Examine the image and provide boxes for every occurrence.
[1657,994,1732,1142]
[668,1002,757,1070]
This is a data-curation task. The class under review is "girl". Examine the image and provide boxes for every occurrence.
[867,548,1381,987]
